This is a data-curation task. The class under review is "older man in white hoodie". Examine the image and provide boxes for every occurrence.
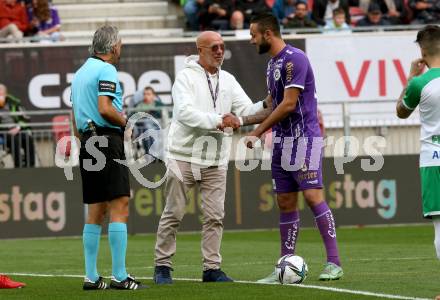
[153,31,267,284]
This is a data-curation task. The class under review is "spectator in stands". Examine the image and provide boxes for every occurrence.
[312,0,351,26]
[377,0,409,24]
[324,7,351,31]
[183,0,205,31]
[140,87,163,113]
[129,87,163,119]
[358,0,409,24]
[283,0,296,22]
[230,0,271,29]
[272,0,296,24]
[285,2,318,28]
[0,0,31,41]
[19,0,32,7]
[27,0,62,42]
[357,2,391,25]
[409,0,440,24]
[266,0,276,6]
[131,87,164,158]
[199,0,233,30]
[272,0,286,22]
[0,84,36,167]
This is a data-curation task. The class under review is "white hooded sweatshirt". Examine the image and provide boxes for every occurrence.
[167,55,264,167]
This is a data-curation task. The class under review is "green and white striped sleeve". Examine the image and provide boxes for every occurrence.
[402,77,422,110]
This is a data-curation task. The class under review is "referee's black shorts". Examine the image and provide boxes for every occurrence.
[79,127,130,204]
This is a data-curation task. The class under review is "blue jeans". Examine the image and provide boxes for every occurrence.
[184,0,200,31]
[135,120,163,159]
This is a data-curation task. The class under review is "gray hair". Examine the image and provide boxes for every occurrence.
[89,25,121,55]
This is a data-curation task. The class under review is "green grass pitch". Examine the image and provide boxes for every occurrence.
[0,225,438,299]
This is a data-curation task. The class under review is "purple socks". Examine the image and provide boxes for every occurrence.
[279,211,300,257]
[311,201,341,266]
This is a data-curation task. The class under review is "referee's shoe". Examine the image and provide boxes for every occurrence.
[83,277,108,290]
[110,274,148,290]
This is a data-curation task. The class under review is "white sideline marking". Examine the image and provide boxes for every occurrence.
[50,257,435,273]
[2,272,431,300]
[56,257,434,272]
[348,257,433,262]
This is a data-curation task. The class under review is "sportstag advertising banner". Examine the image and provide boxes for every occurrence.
[0,155,426,238]
[126,163,239,234]
[0,167,84,238]
[306,33,421,127]
[233,155,426,228]
[0,38,304,121]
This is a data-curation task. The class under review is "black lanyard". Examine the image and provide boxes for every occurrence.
[205,70,219,109]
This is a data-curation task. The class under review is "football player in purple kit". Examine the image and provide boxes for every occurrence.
[244,13,343,282]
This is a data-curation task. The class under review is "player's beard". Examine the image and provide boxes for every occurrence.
[258,37,271,54]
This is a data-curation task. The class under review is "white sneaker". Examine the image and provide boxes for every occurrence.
[318,263,343,281]
[256,270,280,284]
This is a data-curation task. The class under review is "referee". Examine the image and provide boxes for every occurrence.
[71,25,146,290]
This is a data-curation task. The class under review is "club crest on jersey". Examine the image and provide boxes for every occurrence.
[274,69,281,81]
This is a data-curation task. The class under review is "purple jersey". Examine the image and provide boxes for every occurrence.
[27,7,60,32]
[266,45,321,144]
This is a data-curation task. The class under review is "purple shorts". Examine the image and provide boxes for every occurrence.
[271,138,323,193]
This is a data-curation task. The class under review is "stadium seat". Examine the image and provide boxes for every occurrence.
[52,115,71,157]
[349,6,366,25]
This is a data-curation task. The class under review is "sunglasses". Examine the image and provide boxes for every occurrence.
[200,44,225,52]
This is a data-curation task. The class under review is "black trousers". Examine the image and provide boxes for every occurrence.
[79,128,130,203]
[5,131,36,167]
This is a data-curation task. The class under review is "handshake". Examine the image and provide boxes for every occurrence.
[217,113,241,131]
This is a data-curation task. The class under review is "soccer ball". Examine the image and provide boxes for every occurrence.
[275,254,308,284]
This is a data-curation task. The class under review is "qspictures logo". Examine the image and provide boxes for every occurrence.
[56,112,389,191]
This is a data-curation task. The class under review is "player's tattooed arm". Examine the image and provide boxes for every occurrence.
[241,95,273,126]
[396,88,413,119]
[397,58,425,119]
[246,88,300,148]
